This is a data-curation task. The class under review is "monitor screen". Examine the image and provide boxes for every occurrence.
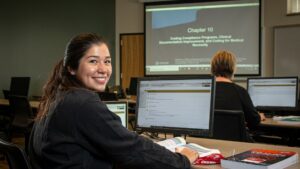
[145,0,261,76]
[135,76,215,136]
[9,77,31,97]
[104,101,128,128]
[247,77,299,109]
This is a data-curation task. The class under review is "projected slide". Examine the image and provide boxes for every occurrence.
[145,0,260,75]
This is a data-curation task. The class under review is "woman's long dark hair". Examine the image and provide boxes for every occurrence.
[36,33,107,120]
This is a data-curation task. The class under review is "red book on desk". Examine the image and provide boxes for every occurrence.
[221,149,298,169]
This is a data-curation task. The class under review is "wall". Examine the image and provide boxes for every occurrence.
[0,0,115,98]
[262,0,300,76]
[115,0,300,86]
[115,0,144,85]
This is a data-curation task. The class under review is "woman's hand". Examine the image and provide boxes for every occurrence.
[259,112,266,121]
[175,147,199,164]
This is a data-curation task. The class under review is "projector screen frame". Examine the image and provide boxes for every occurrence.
[143,0,262,77]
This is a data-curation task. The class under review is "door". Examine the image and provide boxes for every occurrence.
[120,33,144,94]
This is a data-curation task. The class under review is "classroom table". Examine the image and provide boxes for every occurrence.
[145,134,299,169]
[261,117,300,128]
[0,98,40,109]
[185,137,300,169]
[254,117,300,146]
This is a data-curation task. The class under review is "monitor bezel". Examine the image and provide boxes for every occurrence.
[135,75,215,137]
[247,76,299,111]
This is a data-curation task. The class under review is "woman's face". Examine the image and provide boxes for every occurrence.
[71,43,112,92]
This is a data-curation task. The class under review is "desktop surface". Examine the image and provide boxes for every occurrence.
[187,137,300,169]
[260,117,300,129]
[256,117,300,147]
[142,134,300,169]
[0,98,39,109]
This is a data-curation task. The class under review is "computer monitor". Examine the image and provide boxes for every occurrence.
[135,76,215,137]
[247,77,299,110]
[9,77,31,97]
[127,77,138,96]
[104,101,128,128]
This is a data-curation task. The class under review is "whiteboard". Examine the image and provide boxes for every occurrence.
[274,25,300,78]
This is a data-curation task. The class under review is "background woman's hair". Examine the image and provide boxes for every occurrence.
[210,50,236,79]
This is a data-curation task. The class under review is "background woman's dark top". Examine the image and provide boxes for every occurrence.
[214,82,261,129]
[29,88,190,169]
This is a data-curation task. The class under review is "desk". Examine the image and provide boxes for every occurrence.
[0,98,40,109]
[261,117,300,128]
[255,117,300,146]
[185,137,300,169]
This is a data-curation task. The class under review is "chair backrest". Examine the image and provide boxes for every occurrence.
[9,77,31,98]
[2,90,10,99]
[127,77,138,96]
[212,109,250,142]
[8,95,33,128]
[0,138,32,169]
[98,92,118,101]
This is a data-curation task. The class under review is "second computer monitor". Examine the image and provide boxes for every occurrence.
[247,77,299,109]
[104,101,128,128]
[135,76,215,137]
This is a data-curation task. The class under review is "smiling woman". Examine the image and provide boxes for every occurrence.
[70,43,112,92]
[28,33,198,169]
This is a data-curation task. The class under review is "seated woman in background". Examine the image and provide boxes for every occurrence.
[210,50,265,139]
[29,33,198,169]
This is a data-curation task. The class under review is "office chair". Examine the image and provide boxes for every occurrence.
[128,113,136,130]
[212,109,252,142]
[0,102,11,142]
[9,77,31,98]
[2,90,10,99]
[8,95,34,153]
[127,102,136,130]
[98,92,118,101]
[126,77,138,96]
[109,85,126,99]
[0,138,32,169]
